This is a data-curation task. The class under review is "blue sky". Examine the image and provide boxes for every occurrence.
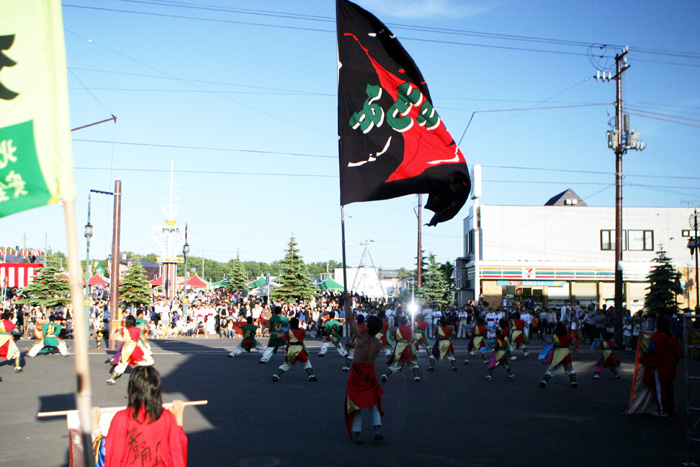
[3,0,699,273]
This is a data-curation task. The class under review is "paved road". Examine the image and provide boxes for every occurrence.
[0,335,691,467]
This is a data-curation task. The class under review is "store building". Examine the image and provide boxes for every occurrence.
[455,165,697,312]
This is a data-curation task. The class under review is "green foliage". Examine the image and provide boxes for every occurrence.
[397,267,411,279]
[272,236,317,304]
[18,264,71,308]
[228,256,248,293]
[119,261,152,309]
[644,249,683,316]
[418,254,454,308]
[306,260,342,278]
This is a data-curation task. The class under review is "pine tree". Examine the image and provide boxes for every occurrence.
[273,236,317,304]
[419,254,453,308]
[18,264,70,309]
[644,249,683,316]
[228,255,248,293]
[119,261,152,310]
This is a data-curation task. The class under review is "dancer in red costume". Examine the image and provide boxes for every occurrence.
[344,310,384,444]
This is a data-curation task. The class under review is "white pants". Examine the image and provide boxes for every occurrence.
[28,340,69,357]
[229,343,260,357]
[458,319,468,338]
[114,354,155,375]
[351,404,382,432]
[279,359,312,372]
[319,340,348,357]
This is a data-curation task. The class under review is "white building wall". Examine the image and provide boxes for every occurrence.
[480,205,692,265]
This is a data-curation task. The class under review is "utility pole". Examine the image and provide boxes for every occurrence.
[596,47,645,347]
[417,195,423,288]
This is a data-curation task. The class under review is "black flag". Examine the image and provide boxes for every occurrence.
[337,0,471,226]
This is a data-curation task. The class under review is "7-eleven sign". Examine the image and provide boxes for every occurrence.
[523,267,536,279]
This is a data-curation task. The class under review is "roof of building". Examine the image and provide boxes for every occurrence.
[544,189,588,207]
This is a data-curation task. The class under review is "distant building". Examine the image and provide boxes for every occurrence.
[456,166,696,311]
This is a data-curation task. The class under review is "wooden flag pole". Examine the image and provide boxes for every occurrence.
[340,206,351,342]
[63,198,96,467]
[38,400,209,418]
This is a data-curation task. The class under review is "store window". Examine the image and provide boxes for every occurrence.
[628,230,654,251]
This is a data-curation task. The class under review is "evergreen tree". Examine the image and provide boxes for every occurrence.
[119,261,152,310]
[419,254,453,308]
[228,255,248,293]
[18,264,71,309]
[644,249,683,316]
[273,236,317,304]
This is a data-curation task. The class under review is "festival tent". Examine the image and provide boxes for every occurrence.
[317,277,345,291]
[209,277,232,289]
[149,275,163,287]
[88,274,108,287]
[180,273,208,289]
[247,276,267,289]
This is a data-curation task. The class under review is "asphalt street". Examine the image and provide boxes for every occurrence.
[0,335,691,467]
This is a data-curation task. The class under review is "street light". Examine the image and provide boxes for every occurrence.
[84,221,93,341]
[182,241,190,317]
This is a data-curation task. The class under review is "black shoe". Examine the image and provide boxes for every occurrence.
[352,432,362,444]
[308,375,318,382]
[272,374,280,382]
[381,374,387,382]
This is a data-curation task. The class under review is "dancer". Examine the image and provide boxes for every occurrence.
[28,314,70,357]
[229,316,261,357]
[640,315,680,416]
[510,311,529,357]
[273,317,317,382]
[344,311,384,444]
[318,311,348,357]
[259,306,289,363]
[107,315,154,385]
[429,317,457,372]
[413,314,431,358]
[0,311,23,372]
[540,322,578,388]
[381,315,420,382]
[465,317,489,364]
[375,311,393,360]
[486,325,514,380]
[593,331,621,379]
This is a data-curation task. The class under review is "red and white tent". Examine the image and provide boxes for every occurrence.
[0,263,43,288]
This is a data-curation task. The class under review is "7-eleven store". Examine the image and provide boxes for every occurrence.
[455,171,696,311]
[471,262,651,311]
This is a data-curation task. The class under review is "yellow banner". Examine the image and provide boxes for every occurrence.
[0,0,75,217]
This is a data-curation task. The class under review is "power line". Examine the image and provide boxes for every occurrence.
[72,138,700,181]
[63,3,700,66]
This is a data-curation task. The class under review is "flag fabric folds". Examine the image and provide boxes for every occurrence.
[336,0,470,226]
[0,0,75,217]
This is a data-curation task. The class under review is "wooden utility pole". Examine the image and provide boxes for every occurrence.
[108,180,122,349]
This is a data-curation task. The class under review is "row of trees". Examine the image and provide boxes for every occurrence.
[16,240,689,316]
